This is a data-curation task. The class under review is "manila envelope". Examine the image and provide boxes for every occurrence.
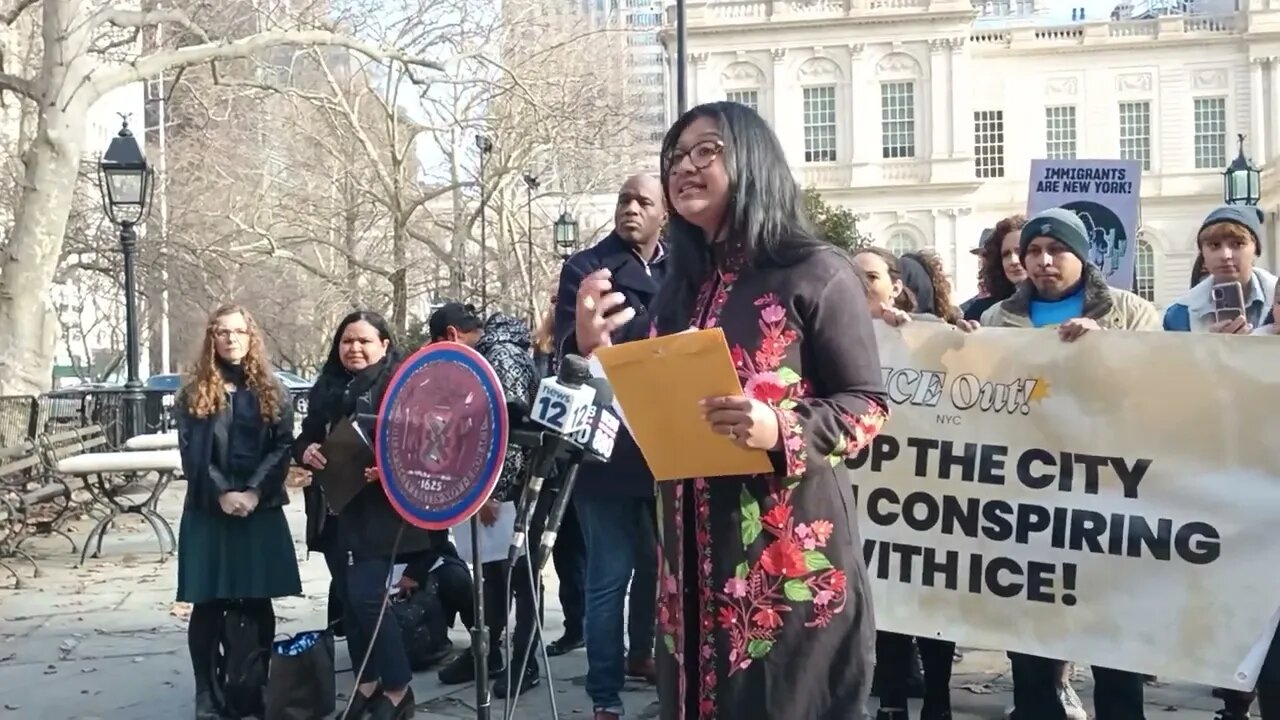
[593,327,774,481]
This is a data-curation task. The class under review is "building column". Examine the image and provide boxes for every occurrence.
[1269,57,1280,164]
[948,37,969,159]
[928,39,949,160]
[690,52,708,107]
[1252,58,1267,162]
[848,43,866,164]
[771,48,796,162]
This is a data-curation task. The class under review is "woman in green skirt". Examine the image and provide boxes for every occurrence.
[175,303,302,720]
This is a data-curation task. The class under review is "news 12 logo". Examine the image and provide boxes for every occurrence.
[533,382,594,435]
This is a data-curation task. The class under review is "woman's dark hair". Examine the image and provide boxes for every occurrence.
[1190,254,1208,289]
[980,214,1027,302]
[319,310,400,380]
[853,247,916,313]
[902,249,962,324]
[654,102,826,332]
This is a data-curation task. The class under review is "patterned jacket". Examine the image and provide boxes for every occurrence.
[476,313,536,503]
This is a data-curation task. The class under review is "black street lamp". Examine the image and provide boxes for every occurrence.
[97,116,154,442]
[554,210,579,260]
[1224,133,1262,206]
[521,172,539,323]
[675,0,688,114]
[475,134,494,309]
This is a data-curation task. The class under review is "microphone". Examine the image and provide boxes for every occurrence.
[567,380,620,463]
[537,376,619,573]
[508,356,597,564]
[529,354,596,436]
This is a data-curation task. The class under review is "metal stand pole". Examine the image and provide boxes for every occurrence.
[119,222,144,441]
[469,516,492,720]
[479,154,488,310]
[526,183,534,324]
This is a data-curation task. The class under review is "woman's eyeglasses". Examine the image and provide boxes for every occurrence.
[664,140,724,176]
[213,329,249,340]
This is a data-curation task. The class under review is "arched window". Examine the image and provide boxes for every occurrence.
[885,232,919,256]
[1134,237,1156,302]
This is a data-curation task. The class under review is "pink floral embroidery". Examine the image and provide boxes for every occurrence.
[717,481,849,674]
[695,479,717,717]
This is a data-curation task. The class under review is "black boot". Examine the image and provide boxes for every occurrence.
[341,686,382,720]
[367,687,415,720]
[875,710,909,720]
[194,691,222,720]
[189,602,226,720]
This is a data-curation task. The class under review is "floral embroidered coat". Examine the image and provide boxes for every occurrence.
[655,247,889,720]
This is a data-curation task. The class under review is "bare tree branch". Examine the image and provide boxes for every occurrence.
[92,28,446,100]
[0,0,38,27]
[0,70,32,98]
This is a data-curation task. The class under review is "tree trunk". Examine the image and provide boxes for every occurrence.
[0,0,106,395]
[390,215,408,333]
[0,107,90,396]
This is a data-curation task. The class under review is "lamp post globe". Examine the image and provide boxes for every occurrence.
[97,116,155,441]
[1223,133,1262,206]
[554,210,579,259]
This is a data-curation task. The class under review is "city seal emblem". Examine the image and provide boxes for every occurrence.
[375,342,509,530]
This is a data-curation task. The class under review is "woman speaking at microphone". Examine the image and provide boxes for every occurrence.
[296,310,434,720]
[574,101,889,720]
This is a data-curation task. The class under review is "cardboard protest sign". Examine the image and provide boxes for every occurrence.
[859,322,1280,689]
[1027,158,1141,290]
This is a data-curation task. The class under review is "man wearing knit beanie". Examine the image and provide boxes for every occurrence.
[980,206,1160,720]
[1016,208,1096,335]
[1162,204,1277,334]
[980,206,1160,338]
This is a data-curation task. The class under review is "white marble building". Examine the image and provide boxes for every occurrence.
[662,0,1280,304]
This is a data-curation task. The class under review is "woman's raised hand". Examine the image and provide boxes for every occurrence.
[574,269,636,356]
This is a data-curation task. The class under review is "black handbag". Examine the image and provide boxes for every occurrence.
[218,606,269,719]
[391,574,453,671]
[264,630,336,720]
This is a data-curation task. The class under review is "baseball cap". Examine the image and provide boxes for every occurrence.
[427,302,482,341]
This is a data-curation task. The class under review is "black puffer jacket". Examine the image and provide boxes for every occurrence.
[475,313,536,503]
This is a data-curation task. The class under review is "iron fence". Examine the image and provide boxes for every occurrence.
[0,387,309,450]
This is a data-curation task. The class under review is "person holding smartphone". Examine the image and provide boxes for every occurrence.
[1163,205,1277,334]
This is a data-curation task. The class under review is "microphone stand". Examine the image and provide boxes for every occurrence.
[468,516,492,720]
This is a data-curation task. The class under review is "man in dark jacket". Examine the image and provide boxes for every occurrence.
[429,304,543,698]
[554,174,667,720]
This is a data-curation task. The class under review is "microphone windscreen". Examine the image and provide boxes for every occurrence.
[558,354,592,387]
[584,376,614,406]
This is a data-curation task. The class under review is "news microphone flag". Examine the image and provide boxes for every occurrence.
[530,354,596,437]
[374,342,508,530]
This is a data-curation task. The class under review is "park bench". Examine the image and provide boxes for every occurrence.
[41,425,183,565]
[0,441,90,588]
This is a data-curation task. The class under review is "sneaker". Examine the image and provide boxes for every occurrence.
[492,662,540,699]
[545,634,584,657]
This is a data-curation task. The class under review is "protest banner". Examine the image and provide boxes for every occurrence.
[1027,158,1141,291]
[857,321,1280,689]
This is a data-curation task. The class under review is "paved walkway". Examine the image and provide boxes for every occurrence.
[0,487,1248,719]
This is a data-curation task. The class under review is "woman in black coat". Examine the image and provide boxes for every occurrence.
[294,311,434,720]
[175,304,300,720]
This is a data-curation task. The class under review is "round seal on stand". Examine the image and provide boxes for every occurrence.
[375,342,509,530]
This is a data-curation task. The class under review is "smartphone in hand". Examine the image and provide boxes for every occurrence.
[1212,281,1246,323]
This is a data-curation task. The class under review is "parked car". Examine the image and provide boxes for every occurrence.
[145,371,312,424]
